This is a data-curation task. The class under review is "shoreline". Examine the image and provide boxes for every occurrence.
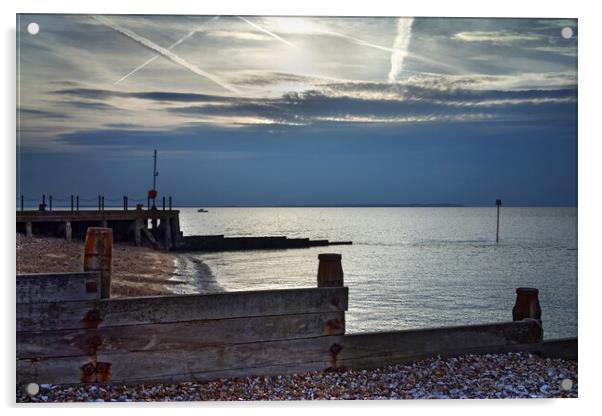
[171,254,223,294]
[16,234,182,298]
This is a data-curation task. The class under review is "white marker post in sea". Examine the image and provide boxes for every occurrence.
[496,198,502,243]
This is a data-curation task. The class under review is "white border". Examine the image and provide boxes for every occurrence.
[2,1,600,415]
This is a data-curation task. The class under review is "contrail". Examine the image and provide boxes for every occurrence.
[325,30,394,53]
[114,16,220,85]
[237,16,296,47]
[93,15,238,93]
[388,18,414,83]
[323,26,456,73]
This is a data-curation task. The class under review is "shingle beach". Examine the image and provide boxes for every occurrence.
[17,352,577,402]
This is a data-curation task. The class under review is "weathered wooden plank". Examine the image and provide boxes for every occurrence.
[540,337,578,360]
[17,286,348,331]
[16,272,101,304]
[336,320,543,369]
[17,335,343,384]
[16,320,546,385]
[17,311,345,358]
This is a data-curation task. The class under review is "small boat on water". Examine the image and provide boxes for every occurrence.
[197,208,208,213]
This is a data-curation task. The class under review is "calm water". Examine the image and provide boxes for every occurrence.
[176,207,577,339]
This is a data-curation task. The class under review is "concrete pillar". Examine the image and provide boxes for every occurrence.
[317,253,344,287]
[65,221,72,242]
[164,217,172,250]
[134,218,143,247]
[26,222,32,237]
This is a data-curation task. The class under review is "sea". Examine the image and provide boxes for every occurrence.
[173,207,577,340]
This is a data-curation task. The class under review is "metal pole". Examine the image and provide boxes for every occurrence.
[42,194,45,205]
[125,196,128,211]
[495,198,502,243]
[98,195,101,211]
[152,149,158,208]
[71,195,74,212]
[102,196,105,211]
[169,196,172,211]
[147,196,150,210]
[20,195,24,211]
[153,149,157,191]
[162,196,165,211]
[49,195,52,211]
[76,196,79,211]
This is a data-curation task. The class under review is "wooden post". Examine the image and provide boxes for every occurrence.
[83,227,113,298]
[65,221,72,242]
[512,287,542,323]
[317,253,344,287]
[26,222,32,237]
[496,198,502,243]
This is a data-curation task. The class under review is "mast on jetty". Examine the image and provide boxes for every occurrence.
[149,149,159,209]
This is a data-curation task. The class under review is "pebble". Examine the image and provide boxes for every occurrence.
[16,352,577,402]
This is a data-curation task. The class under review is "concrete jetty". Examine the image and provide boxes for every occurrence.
[16,209,352,252]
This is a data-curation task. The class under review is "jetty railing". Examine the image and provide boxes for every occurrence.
[16,229,575,386]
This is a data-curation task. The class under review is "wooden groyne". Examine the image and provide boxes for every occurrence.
[15,241,576,386]
[177,235,352,251]
[16,209,352,252]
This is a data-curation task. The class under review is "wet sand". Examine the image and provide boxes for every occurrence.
[16,234,181,298]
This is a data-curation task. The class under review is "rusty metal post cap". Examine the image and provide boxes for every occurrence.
[318,253,342,261]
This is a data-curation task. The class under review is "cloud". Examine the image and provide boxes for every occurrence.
[165,82,576,126]
[452,31,545,43]
[50,70,576,129]
[93,15,239,93]
[205,31,273,41]
[19,108,71,119]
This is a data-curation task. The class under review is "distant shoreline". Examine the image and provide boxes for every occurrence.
[15,204,579,209]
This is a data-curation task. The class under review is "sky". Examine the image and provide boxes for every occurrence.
[16,15,577,207]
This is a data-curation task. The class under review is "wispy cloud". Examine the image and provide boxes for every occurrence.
[93,15,239,93]
[388,18,414,82]
[452,31,544,43]
[206,30,273,41]
[51,75,571,127]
